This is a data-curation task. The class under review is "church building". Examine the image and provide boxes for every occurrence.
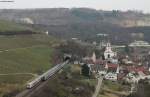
[104,42,116,60]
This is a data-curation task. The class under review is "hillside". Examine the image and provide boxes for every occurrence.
[0,34,62,97]
[0,8,150,44]
[0,8,150,27]
[0,20,38,35]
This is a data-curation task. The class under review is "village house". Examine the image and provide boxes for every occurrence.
[119,65,150,83]
[82,52,107,75]
[104,63,120,81]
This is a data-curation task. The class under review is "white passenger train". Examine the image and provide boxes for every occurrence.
[26,60,69,89]
[26,74,44,89]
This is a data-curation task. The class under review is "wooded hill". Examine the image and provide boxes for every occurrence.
[0,8,150,44]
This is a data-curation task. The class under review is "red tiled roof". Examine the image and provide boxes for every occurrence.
[126,66,147,73]
[107,63,118,68]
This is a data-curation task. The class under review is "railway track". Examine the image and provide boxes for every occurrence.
[15,74,57,97]
[15,60,69,97]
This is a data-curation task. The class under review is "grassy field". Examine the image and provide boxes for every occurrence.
[103,80,123,91]
[0,46,54,74]
[0,34,60,49]
[0,34,59,74]
[0,74,33,84]
[99,80,130,97]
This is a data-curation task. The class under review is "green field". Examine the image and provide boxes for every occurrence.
[0,34,59,74]
[0,74,33,84]
[0,34,59,49]
[0,46,54,74]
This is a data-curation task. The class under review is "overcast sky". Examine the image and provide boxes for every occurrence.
[0,0,149,13]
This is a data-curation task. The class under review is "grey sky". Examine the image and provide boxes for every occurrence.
[0,0,149,13]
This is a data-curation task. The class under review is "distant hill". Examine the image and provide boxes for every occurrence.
[0,8,150,27]
[0,8,150,44]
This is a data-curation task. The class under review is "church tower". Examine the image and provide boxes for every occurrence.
[104,42,116,60]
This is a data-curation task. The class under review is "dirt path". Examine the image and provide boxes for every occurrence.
[0,73,37,77]
[92,77,103,97]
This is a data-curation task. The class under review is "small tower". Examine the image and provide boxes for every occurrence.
[92,52,96,63]
[116,65,120,74]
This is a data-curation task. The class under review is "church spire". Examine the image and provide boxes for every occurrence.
[105,62,108,69]
[92,52,96,63]
[116,65,120,74]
